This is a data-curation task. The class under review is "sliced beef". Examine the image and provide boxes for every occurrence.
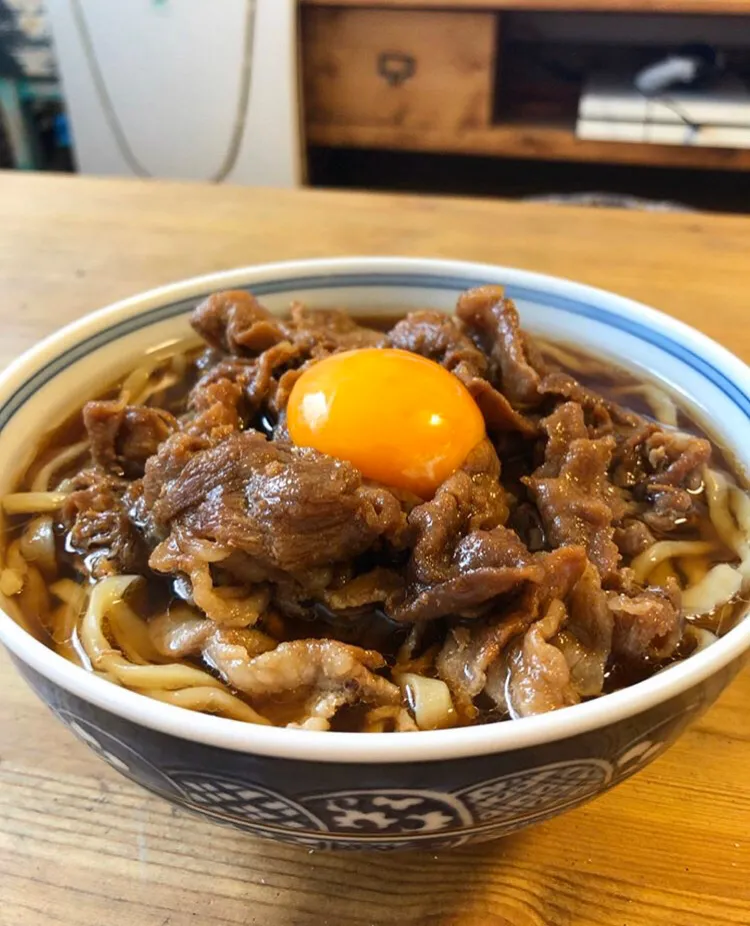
[562,561,613,696]
[60,469,146,577]
[208,637,395,698]
[391,440,517,621]
[437,606,532,722]
[454,365,539,437]
[505,599,579,718]
[149,528,271,627]
[645,430,711,487]
[141,374,258,519]
[148,605,216,657]
[483,560,613,717]
[436,546,587,718]
[143,430,221,514]
[322,568,404,612]
[387,311,488,376]
[608,578,683,661]
[532,400,588,476]
[246,341,306,412]
[540,371,641,437]
[387,310,538,435]
[83,400,178,477]
[642,485,698,534]
[614,519,656,558]
[525,403,621,581]
[395,527,545,623]
[611,421,659,489]
[612,423,710,489]
[191,290,287,355]
[288,303,383,356]
[189,376,244,424]
[461,439,512,531]
[612,422,712,535]
[189,341,304,425]
[205,637,400,730]
[147,430,406,574]
[456,286,545,408]
[509,502,546,552]
[406,440,508,587]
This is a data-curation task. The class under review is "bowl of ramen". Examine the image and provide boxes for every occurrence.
[1,257,749,851]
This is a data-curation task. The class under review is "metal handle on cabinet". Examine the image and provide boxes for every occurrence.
[377,52,416,87]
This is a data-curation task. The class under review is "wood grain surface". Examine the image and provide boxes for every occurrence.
[306,120,750,172]
[302,8,497,133]
[1,171,750,926]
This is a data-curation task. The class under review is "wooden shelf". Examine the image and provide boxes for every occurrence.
[307,120,750,171]
[301,2,750,172]
[301,0,750,14]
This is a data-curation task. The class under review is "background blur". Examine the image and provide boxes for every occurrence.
[2,0,750,212]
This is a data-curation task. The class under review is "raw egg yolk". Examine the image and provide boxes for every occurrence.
[287,348,486,497]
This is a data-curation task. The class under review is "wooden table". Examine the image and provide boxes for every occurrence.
[1,172,750,926]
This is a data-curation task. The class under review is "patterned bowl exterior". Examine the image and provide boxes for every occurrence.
[3,258,750,850]
[13,656,742,850]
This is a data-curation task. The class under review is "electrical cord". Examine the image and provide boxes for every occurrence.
[70,0,256,182]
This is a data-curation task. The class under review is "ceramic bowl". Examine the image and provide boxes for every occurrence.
[1,258,749,851]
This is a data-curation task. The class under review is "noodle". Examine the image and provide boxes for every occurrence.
[50,579,93,670]
[49,603,84,664]
[51,577,87,608]
[144,687,271,724]
[80,575,140,659]
[18,563,51,625]
[707,469,750,577]
[362,705,418,733]
[648,559,680,586]
[79,576,225,690]
[96,654,226,691]
[108,600,165,665]
[119,359,159,405]
[678,555,711,587]
[541,342,615,377]
[0,540,27,596]
[630,540,716,585]
[20,516,56,576]
[682,563,743,616]
[610,384,679,427]
[31,439,89,492]
[681,468,750,615]
[2,492,68,515]
[399,673,457,730]
[0,569,23,596]
[120,341,199,405]
[49,579,86,644]
[688,625,718,652]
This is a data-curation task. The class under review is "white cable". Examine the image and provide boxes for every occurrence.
[70,0,256,182]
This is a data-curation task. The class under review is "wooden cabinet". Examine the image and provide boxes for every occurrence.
[302,8,497,137]
[302,1,750,172]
